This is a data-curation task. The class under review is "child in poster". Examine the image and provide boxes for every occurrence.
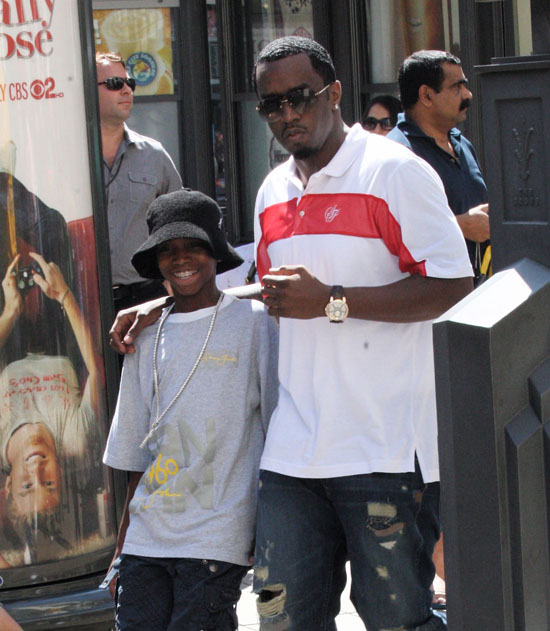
[0,251,103,566]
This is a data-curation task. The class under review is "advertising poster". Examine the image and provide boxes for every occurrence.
[93,8,174,96]
[0,1,116,579]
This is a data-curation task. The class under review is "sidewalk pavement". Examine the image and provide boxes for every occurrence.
[237,565,446,630]
[237,563,364,631]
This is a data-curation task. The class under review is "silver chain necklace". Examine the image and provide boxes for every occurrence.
[139,292,224,448]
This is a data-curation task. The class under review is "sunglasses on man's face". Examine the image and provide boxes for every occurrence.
[256,83,332,122]
[363,116,393,131]
[97,76,136,92]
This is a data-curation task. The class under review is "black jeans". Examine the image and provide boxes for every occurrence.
[116,554,248,631]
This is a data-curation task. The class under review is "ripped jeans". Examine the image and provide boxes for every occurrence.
[253,469,445,631]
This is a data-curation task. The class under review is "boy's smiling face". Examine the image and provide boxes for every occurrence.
[156,237,219,312]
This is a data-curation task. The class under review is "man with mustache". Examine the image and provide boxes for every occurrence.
[388,50,489,280]
[388,50,490,605]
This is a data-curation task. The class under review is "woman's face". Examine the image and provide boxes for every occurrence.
[363,103,394,136]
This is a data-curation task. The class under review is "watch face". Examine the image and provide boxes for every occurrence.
[325,298,349,322]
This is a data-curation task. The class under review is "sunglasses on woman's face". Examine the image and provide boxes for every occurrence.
[97,76,136,92]
[363,116,393,131]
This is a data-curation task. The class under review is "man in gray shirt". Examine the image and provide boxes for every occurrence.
[96,52,182,311]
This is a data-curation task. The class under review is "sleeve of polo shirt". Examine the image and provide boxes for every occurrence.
[385,155,473,279]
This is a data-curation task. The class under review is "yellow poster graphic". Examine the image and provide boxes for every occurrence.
[93,8,174,96]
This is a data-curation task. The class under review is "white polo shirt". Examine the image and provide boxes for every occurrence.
[254,124,472,483]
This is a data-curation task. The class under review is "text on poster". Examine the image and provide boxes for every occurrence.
[0,0,55,60]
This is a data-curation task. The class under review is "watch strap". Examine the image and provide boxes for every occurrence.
[330,285,345,300]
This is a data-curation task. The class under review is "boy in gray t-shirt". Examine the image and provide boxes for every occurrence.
[103,190,279,631]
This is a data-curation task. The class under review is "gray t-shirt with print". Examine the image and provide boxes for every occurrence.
[103,294,279,566]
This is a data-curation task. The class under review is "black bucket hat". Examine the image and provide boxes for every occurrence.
[132,189,243,279]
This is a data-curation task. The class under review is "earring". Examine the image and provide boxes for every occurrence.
[334,104,339,111]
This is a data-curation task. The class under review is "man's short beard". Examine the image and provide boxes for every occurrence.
[292,145,319,160]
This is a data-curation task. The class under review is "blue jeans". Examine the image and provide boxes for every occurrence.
[253,469,446,631]
[116,555,248,631]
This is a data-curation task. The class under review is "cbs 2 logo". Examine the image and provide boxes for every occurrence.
[29,77,63,100]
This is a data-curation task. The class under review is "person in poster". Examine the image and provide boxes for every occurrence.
[0,172,74,365]
[0,249,103,567]
[0,173,109,567]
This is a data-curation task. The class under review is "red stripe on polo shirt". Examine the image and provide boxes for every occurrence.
[257,198,297,282]
[257,193,425,280]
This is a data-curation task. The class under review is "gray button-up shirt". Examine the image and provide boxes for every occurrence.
[104,124,182,285]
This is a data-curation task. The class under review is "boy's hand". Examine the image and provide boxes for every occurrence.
[109,296,172,354]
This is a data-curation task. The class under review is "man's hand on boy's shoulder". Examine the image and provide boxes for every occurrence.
[109,296,173,354]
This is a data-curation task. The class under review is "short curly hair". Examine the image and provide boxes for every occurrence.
[252,36,336,95]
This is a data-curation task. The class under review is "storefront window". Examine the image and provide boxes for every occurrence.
[235,0,315,238]
[93,7,176,96]
[366,0,461,85]
[206,1,225,205]
[92,2,182,180]
[127,101,181,171]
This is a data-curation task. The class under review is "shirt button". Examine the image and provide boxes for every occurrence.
[299,210,305,217]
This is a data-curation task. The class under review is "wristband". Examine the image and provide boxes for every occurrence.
[60,289,70,313]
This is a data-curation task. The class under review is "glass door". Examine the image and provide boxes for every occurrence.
[219,0,318,243]
[362,0,461,116]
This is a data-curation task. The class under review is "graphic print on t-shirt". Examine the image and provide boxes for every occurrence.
[130,417,217,515]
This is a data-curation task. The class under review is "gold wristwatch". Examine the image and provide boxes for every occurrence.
[325,285,349,323]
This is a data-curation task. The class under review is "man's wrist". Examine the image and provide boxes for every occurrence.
[325,285,349,323]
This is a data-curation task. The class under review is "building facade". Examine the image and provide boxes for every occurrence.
[93,0,550,246]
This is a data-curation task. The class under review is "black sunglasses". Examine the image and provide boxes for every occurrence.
[363,116,393,131]
[256,84,332,121]
[97,76,136,92]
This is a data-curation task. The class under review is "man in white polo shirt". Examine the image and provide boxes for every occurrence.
[252,36,472,631]
[108,35,473,631]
